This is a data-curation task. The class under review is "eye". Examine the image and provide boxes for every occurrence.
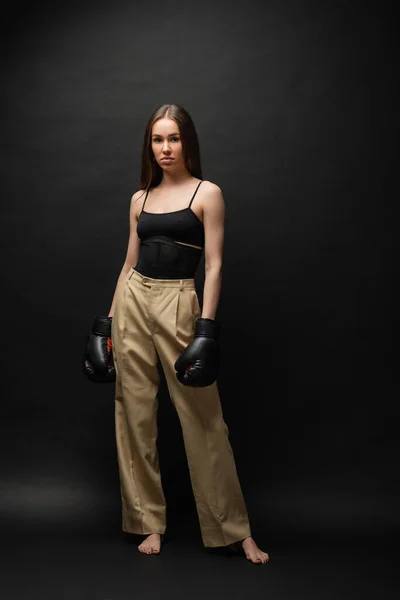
[153,137,180,142]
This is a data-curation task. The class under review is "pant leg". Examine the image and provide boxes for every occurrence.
[111,270,166,535]
[151,282,252,547]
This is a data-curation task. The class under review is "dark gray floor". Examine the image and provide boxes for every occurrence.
[2,518,397,600]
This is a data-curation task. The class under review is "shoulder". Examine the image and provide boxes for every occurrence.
[199,180,224,205]
[129,188,148,220]
[200,180,222,196]
[199,180,225,214]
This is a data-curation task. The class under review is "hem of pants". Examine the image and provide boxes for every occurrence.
[200,520,252,548]
[123,526,166,536]
[122,505,166,536]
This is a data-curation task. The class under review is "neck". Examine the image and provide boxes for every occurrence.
[159,167,193,188]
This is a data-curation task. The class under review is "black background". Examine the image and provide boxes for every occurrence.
[2,0,397,597]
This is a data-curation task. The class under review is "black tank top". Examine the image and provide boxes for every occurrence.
[137,180,204,247]
[133,180,205,279]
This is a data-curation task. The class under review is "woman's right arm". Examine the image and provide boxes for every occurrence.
[108,189,145,318]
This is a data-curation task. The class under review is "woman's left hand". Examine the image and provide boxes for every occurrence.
[174,318,220,387]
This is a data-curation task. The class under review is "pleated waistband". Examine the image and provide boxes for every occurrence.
[128,267,196,289]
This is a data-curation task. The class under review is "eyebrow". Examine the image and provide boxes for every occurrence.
[151,133,180,137]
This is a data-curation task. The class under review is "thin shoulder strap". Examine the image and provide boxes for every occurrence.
[188,180,203,209]
[140,188,150,214]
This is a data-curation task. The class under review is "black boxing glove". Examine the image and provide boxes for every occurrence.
[83,316,116,383]
[174,318,220,387]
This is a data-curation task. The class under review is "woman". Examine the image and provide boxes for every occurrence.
[99,104,268,563]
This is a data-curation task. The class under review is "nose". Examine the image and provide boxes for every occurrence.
[162,141,171,152]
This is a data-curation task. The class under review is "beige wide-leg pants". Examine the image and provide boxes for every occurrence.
[111,267,252,547]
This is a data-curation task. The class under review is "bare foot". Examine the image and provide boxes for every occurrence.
[228,536,270,564]
[137,533,163,555]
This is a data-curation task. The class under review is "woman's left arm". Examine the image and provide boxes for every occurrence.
[201,184,225,320]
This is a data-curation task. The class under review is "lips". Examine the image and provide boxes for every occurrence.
[161,157,173,161]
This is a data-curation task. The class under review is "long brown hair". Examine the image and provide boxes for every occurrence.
[138,104,203,193]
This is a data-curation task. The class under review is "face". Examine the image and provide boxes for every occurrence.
[151,118,185,170]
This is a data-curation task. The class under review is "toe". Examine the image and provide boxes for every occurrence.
[261,554,269,563]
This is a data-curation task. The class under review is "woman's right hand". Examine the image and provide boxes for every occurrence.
[83,316,116,383]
